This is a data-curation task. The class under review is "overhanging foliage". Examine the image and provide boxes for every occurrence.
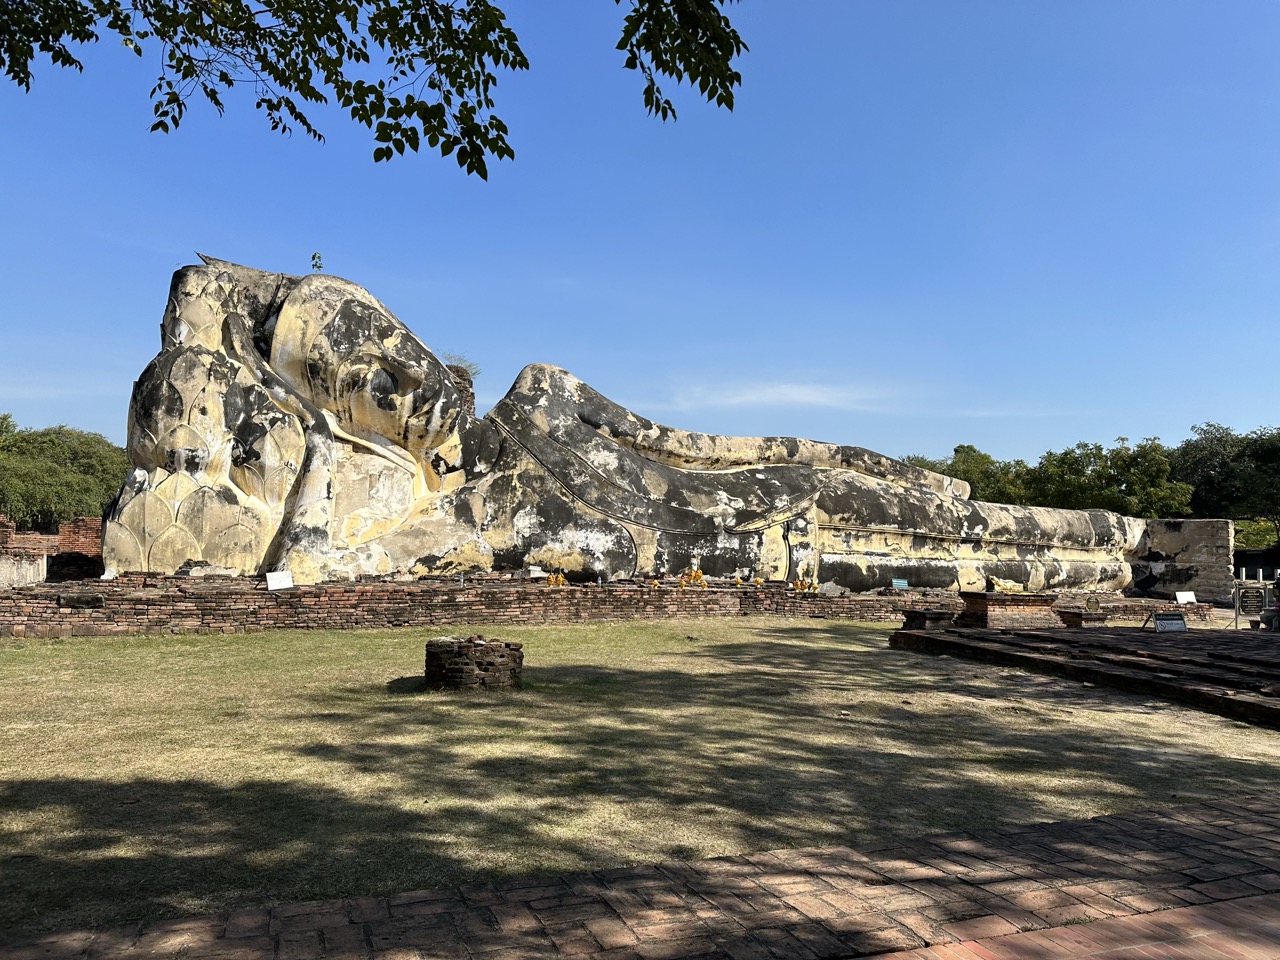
[2,0,746,178]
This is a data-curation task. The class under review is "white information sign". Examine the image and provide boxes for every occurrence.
[266,570,295,591]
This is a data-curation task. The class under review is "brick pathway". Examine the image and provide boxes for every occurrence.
[869,892,1280,958]
[3,794,1280,959]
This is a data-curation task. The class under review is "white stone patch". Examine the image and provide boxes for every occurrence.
[715,490,746,511]
[584,444,622,475]
[555,527,622,557]
[512,506,540,539]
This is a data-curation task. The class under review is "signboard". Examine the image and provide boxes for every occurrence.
[890,578,909,590]
[1153,611,1188,633]
[266,570,295,591]
[1175,591,1197,605]
[1238,587,1266,617]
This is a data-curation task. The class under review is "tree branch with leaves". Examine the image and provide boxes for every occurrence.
[2,0,746,178]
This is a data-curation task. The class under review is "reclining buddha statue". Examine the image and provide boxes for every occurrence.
[103,257,1146,589]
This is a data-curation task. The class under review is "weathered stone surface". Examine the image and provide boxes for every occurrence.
[103,258,1225,594]
[0,554,45,588]
[1132,519,1234,605]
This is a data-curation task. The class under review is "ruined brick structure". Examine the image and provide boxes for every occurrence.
[0,514,105,587]
[0,515,58,556]
[425,635,523,688]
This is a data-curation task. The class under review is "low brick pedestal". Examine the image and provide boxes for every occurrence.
[1057,609,1109,628]
[901,608,957,630]
[425,635,523,689]
[957,591,1062,629]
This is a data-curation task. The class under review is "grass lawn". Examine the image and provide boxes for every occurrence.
[3,617,1280,935]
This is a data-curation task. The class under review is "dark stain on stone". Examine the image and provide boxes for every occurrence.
[368,367,399,411]
[165,448,207,474]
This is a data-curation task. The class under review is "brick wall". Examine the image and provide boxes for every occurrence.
[446,365,476,417]
[1055,591,1215,624]
[0,576,1211,639]
[56,517,103,557]
[0,577,969,638]
[0,514,104,586]
[0,513,99,558]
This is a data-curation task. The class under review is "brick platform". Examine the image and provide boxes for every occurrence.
[891,626,1280,730]
[3,794,1279,959]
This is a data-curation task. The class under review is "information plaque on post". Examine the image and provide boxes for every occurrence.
[1238,586,1266,617]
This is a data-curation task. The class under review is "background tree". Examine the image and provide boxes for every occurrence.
[1168,422,1248,519]
[904,444,1029,504]
[1023,437,1191,519]
[0,417,129,530]
[2,0,746,178]
[1235,428,1280,546]
[1170,423,1280,547]
[905,437,1190,519]
[0,413,15,452]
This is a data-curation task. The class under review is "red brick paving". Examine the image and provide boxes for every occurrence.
[868,892,1280,958]
[3,795,1280,959]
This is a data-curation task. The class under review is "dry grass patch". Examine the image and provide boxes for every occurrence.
[2,617,1279,934]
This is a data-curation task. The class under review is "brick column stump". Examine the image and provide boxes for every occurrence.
[425,635,524,689]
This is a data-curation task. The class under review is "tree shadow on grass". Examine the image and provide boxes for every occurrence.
[0,776,485,935]
[700,621,1244,712]
[3,621,1278,937]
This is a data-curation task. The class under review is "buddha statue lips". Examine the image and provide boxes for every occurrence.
[105,256,1149,590]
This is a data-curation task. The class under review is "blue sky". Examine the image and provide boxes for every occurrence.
[2,1,1278,464]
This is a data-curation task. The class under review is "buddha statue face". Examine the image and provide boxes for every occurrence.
[268,277,462,462]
